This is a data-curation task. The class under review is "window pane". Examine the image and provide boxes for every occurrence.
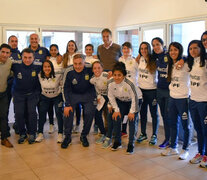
[42,31,75,55]
[82,32,102,55]
[171,21,205,55]
[6,30,35,51]
[143,28,164,45]
[118,29,139,57]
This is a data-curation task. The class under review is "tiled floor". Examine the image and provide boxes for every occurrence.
[0,123,206,180]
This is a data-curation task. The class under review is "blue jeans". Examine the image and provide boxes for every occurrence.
[168,97,190,150]
[189,99,207,155]
[38,94,63,133]
[157,88,170,141]
[140,89,159,136]
[113,99,138,145]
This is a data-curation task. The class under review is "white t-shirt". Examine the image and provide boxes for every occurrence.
[49,57,64,77]
[85,56,99,64]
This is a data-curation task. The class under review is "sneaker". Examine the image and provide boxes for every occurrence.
[179,149,189,160]
[96,134,106,144]
[126,144,134,154]
[93,124,98,135]
[149,135,157,145]
[28,135,35,144]
[61,136,71,149]
[102,137,112,148]
[48,124,54,134]
[80,136,89,147]
[161,148,179,156]
[121,132,128,137]
[190,153,203,164]
[18,135,27,144]
[57,133,63,143]
[35,133,44,142]
[73,125,80,134]
[159,140,170,149]
[136,134,147,143]
[200,155,207,168]
[111,142,122,151]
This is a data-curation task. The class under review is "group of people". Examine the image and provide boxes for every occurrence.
[0,28,207,168]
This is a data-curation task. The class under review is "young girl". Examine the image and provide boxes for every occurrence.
[63,40,81,133]
[36,60,63,143]
[119,42,142,137]
[201,31,207,59]
[161,42,190,160]
[136,42,159,145]
[90,61,108,144]
[187,40,207,168]
[107,62,139,154]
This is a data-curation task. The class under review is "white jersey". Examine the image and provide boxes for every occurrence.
[38,73,62,98]
[108,78,139,113]
[169,62,190,99]
[119,56,142,99]
[85,56,99,64]
[67,54,76,66]
[49,57,64,77]
[90,72,108,96]
[138,56,157,90]
[190,57,207,102]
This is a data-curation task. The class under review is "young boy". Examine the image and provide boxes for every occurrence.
[85,44,99,64]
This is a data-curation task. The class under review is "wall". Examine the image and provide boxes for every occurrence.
[112,0,207,28]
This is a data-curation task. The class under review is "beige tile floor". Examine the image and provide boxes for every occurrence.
[0,122,206,180]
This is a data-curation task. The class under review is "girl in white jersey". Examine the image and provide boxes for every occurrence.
[108,62,139,154]
[187,40,207,168]
[36,60,63,143]
[119,42,142,137]
[136,42,159,145]
[161,42,190,160]
[63,40,81,133]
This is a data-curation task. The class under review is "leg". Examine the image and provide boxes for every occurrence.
[53,95,63,134]
[48,101,54,125]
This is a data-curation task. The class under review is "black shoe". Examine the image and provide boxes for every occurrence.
[18,135,27,144]
[61,136,71,149]
[28,135,35,144]
[126,144,134,154]
[111,141,122,151]
[13,123,19,135]
[80,136,89,147]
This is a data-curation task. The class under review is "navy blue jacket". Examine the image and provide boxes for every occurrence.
[10,48,21,61]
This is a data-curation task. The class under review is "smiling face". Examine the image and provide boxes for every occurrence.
[85,46,93,56]
[201,34,207,49]
[140,43,149,59]
[30,34,39,50]
[102,32,112,46]
[189,43,201,58]
[50,46,59,57]
[113,70,125,84]
[8,36,18,49]
[73,57,85,73]
[92,62,103,77]
[122,46,132,57]
[169,45,179,61]
[43,62,52,77]
[22,52,34,66]
[67,41,76,54]
[0,47,11,63]
[152,39,163,54]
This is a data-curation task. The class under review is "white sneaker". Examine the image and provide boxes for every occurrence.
[57,133,63,143]
[161,148,179,156]
[179,149,189,160]
[190,153,203,164]
[73,125,80,133]
[96,134,106,144]
[49,125,54,134]
[35,133,44,142]
[200,155,207,168]
[102,137,112,148]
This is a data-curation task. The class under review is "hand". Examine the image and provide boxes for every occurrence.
[108,106,113,113]
[64,106,73,117]
[56,55,63,64]
[128,113,135,121]
[107,71,112,79]
[97,98,101,104]
[92,55,98,59]
[112,112,121,121]
[176,59,184,70]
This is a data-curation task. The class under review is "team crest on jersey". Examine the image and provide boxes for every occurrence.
[72,78,78,85]
[85,74,89,80]
[31,70,36,77]
[17,72,22,79]
[52,78,55,82]
[124,87,128,92]
[182,112,188,120]
[129,61,133,65]
[18,54,21,59]
[103,81,107,86]
[164,56,168,63]
[39,50,42,55]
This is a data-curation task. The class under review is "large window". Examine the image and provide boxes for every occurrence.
[118,29,139,58]
[143,27,164,45]
[170,21,205,55]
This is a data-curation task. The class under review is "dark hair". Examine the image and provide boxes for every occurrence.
[22,48,34,56]
[73,53,85,61]
[0,43,11,51]
[187,40,206,71]
[40,60,55,78]
[201,31,207,41]
[122,42,132,49]
[101,28,112,36]
[92,61,103,70]
[8,35,17,42]
[85,44,94,51]
[151,37,166,55]
[50,44,60,56]
[112,62,127,76]
[139,42,156,74]
[167,42,183,82]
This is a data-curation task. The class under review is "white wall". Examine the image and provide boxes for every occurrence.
[0,0,113,29]
[112,0,207,28]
